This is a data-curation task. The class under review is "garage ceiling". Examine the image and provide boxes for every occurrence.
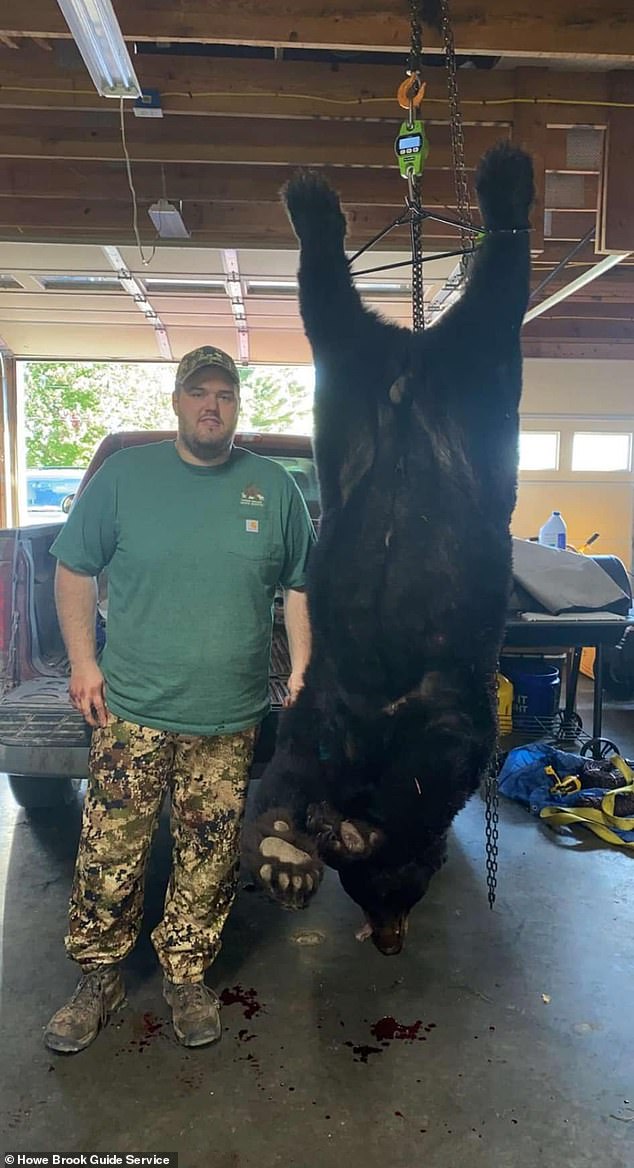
[0,240,449,363]
[0,1,633,362]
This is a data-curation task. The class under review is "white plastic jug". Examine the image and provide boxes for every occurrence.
[538,511,567,550]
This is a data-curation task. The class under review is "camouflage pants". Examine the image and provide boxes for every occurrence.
[66,716,257,982]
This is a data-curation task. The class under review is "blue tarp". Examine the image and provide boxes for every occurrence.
[498,743,634,847]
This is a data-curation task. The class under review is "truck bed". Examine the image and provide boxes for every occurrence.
[0,627,291,771]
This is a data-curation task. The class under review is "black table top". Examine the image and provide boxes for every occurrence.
[504,614,631,649]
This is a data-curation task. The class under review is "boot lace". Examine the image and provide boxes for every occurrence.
[71,968,114,1026]
[173,983,219,1010]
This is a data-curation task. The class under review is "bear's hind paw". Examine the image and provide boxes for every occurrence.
[307,801,384,863]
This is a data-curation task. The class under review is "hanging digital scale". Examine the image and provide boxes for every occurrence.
[395,119,429,179]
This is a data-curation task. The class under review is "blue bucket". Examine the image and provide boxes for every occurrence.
[500,658,561,738]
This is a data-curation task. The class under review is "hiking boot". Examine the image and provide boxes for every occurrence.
[44,965,126,1054]
[163,979,222,1048]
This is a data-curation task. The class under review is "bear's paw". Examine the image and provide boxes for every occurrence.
[243,808,323,910]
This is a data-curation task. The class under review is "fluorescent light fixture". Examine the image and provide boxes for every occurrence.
[56,0,141,99]
[148,199,190,240]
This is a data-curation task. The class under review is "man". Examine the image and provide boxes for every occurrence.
[44,346,314,1053]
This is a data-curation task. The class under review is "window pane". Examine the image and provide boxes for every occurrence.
[269,456,320,507]
[519,432,559,470]
[572,433,632,472]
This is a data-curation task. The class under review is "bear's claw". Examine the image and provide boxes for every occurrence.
[243,807,323,910]
[307,801,384,864]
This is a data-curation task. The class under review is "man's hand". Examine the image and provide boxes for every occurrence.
[283,588,311,709]
[69,661,109,728]
[284,671,305,708]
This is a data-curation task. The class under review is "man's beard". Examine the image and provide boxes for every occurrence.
[180,425,234,462]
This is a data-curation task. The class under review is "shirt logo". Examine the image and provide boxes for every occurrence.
[240,484,265,507]
[246,519,260,533]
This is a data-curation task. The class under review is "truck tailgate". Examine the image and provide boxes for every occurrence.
[0,627,291,751]
[0,678,90,747]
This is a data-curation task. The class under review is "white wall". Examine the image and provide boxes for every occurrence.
[514,360,634,568]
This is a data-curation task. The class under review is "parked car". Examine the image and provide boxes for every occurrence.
[26,468,86,522]
[0,432,318,811]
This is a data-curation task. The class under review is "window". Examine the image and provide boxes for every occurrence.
[144,278,226,294]
[37,275,121,292]
[572,432,632,472]
[269,457,320,510]
[519,431,560,471]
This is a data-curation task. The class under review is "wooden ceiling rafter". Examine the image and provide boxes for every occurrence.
[0,161,601,213]
[0,108,603,175]
[0,4,632,358]
[0,50,632,124]
[2,0,634,59]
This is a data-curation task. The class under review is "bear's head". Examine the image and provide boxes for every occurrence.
[338,858,431,956]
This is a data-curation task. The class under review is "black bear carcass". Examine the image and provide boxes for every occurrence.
[244,141,534,954]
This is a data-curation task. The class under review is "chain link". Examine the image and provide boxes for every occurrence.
[484,755,500,909]
[2,532,21,697]
[408,0,424,77]
[439,0,473,280]
[406,2,425,331]
[410,179,425,332]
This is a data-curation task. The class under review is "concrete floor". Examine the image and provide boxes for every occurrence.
[2,682,634,1168]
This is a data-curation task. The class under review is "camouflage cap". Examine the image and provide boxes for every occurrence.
[175,345,240,389]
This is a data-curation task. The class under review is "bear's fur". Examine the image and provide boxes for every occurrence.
[244,141,534,954]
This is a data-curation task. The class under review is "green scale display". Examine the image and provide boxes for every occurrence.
[394,120,430,179]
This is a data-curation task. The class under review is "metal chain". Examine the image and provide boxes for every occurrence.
[406,2,425,330]
[409,177,425,332]
[439,0,473,279]
[3,531,21,696]
[484,756,500,909]
[408,0,424,77]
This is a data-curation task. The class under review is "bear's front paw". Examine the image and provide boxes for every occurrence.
[282,171,347,244]
[243,808,323,910]
[307,801,384,864]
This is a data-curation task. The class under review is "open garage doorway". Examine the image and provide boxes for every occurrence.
[17,359,315,526]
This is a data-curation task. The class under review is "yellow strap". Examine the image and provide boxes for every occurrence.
[539,807,634,848]
[539,763,634,845]
[612,754,634,782]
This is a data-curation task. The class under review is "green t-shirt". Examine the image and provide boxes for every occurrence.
[50,441,315,735]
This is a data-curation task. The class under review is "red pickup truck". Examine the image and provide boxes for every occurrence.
[0,431,318,811]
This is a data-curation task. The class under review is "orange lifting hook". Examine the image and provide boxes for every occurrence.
[396,75,427,112]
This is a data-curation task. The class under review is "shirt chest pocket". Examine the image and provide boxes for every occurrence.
[225,511,279,565]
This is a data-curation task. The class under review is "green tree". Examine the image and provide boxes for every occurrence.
[22,360,314,468]
[238,367,313,433]
[23,362,176,467]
